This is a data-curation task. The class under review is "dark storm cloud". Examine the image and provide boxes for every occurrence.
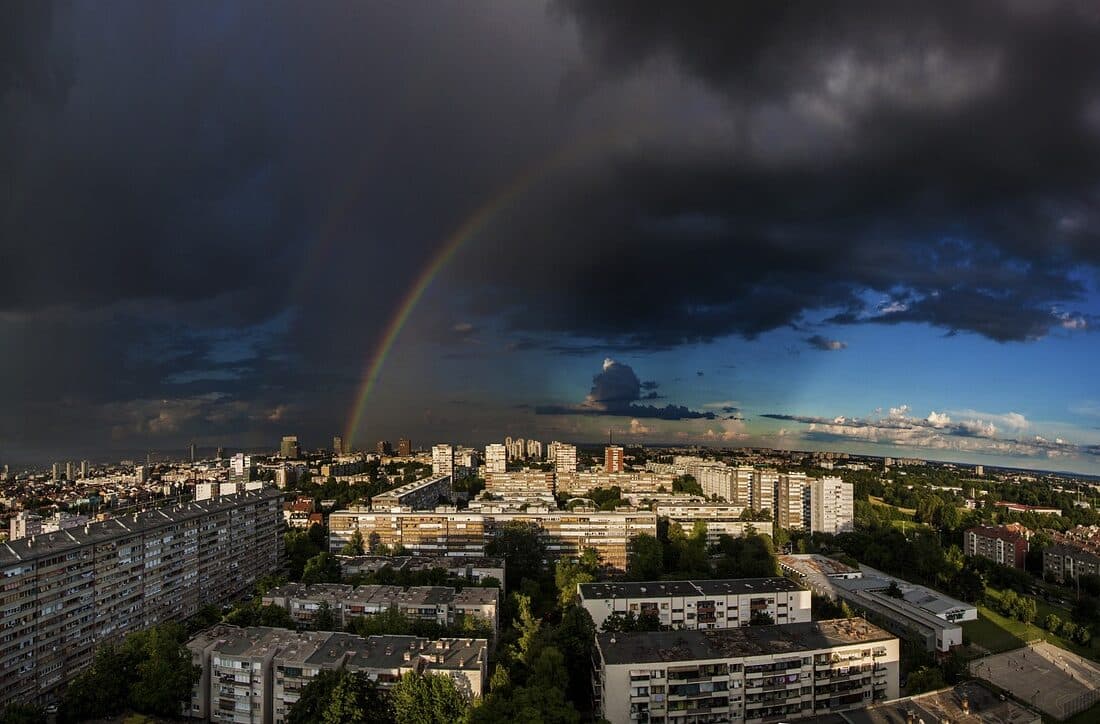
[458,0,1100,349]
[535,358,715,420]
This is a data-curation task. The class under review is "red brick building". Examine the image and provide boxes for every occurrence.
[963,524,1030,569]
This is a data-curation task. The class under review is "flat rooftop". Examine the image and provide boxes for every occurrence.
[839,682,1040,724]
[597,618,893,666]
[580,577,803,600]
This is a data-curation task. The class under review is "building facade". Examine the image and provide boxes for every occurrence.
[370,474,453,511]
[604,445,624,473]
[963,524,1029,569]
[431,445,454,477]
[580,577,810,631]
[810,477,854,534]
[187,625,487,724]
[776,473,807,530]
[595,619,899,724]
[0,489,284,707]
[484,444,507,474]
[553,443,578,474]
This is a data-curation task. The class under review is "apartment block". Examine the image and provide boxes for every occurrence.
[777,473,807,530]
[337,555,505,588]
[810,477,854,534]
[431,445,454,477]
[484,444,507,474]
[1043,526,1100,581]
[750,470,777,515]
[605,445,624,473]
[552,443,578,474]
[579,578,810,631]
[261,582,498,635]
[187,625,487,724]
[655,505,751,544]
[328,509,657,572]
[483,471,555,497]
[0,489,284,707]
[595,619,899,724]
[556,471,676,496]
[370,474,453,511]
[963,524,1029,569]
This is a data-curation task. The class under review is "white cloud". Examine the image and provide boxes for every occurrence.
[926,411,951,427]
[628,418,651,435]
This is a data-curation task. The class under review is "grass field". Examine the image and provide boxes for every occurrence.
[868,496,916,516]
[963,588,1100,661]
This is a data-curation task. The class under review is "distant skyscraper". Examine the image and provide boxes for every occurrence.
[80,460,88,479]
[280,436,300,459]
[189,443,197,463]
[64,461,73,480]
[51,463,60,482]
[333,436,344,455]
[432,444,454,476]
[604,445,624,473]
[485,444,507,474]
[397,437,412,456]
[376,440,392,455]
[554,444,578,474]
[526,439,543,460]
[216,447,225,460]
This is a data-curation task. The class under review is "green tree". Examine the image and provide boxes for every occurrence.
[906,666,946,694]
[626,533,663,580]
[289,670,391,724]
[314,601,336,631]
[302,552,343,585]
[0,704,46,724]
[1043,613,1062,635]
[341,529,366,556]
[885,580,904,599]
[59,642,141,721]
[128,623,202,718]
[513,594,543,665]
[391,671,468,724]
[749,611,775,625]
[554,549,599,607]
[485,522,547,591]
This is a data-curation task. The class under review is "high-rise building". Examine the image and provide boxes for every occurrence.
[189,443,196,463]
[397,437,412,456]
[80,460,89,479]
[333,436,344,455]
[216,447,225,460]
[231,453,252,479]
[751,469,777,515]
[51,462,60,482]
[554,444,578,474]
[0,489,284,707]
[604,445,624,473]
[810,477,854,534]
[485,444,507,474]
[64,461,74,480]
[777,472,807,529]
[526,439,543,460]
[432,444,455,477]
[975,464,984,476]
[280,435,300,459]
[376,440,392,455]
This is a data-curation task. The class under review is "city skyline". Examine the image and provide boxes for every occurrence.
[3,2,1100,473]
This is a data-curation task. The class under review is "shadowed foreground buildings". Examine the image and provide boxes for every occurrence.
[594,618,899,723]
[186,625,487,724]
[0,489,284,707]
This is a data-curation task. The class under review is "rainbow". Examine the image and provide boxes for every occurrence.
[343,136,608,445]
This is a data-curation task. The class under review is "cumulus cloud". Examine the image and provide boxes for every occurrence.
[535,358,717,420]
[806,335,847,351]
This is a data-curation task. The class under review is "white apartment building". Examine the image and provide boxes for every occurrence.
[579,578,811,631]
[655,504,750,544]
[484,444,507,474]
[595,619,899,724]
[810,477,854,534]
[751,470,777,514]
[554,443,578,474]
[431,444,454,477]
[188,625,487,724]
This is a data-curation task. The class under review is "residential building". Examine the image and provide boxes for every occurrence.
[0,489,284,707]
[526,439,543,460]
[187,625,487,724]
[8,512,42,541]
[334,436,344,455]
[1043,526,1100,581]
[751,470,777,515]
[371,474,452,511]
[963,524,1029,569]
[995,501,1062,516]
[605,445,624,473]
[556,471,675,496]
[554,443,578,474]
[328,508,657,573]
[594,619,899,724]
[431,445,454,477]
[280,436,300,459]
[777,472,807,529]
[853,681,1040,724]
[397,437,412,456]
[337,555,505,589]
[484,444,507,474]
[483,471,555,497]
[579,577,810,631]
[810,477,854,534]
[261,583,499,635]
[655,504,751,544]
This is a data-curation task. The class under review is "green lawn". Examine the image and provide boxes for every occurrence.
[964,588,1100,661]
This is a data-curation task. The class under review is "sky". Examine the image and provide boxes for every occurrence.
[2,1,1100,473]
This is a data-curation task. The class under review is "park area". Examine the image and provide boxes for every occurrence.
[969,641,1100,720]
